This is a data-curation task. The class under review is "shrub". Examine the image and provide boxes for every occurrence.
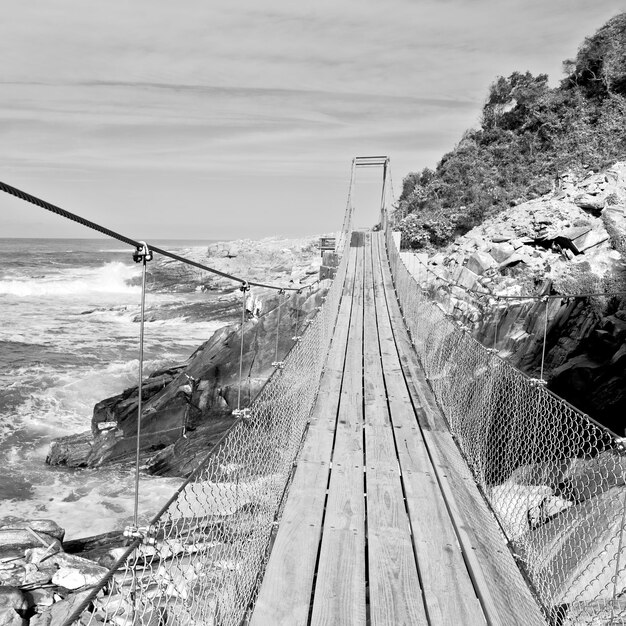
[398,13,626,249]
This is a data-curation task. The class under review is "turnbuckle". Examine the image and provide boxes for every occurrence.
[271,361,285,369]
[529,378,547,387]
[232,408,252,420]
[123,525,157,545]
[133,241,153,263]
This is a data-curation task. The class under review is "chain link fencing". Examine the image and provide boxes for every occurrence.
[60,231,352,625]
[385,224,626,625]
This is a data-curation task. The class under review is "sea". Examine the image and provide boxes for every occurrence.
[0,238,231,539]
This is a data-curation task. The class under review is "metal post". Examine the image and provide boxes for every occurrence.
[539,299,549,382]
[237,282,250,411]
[493,306,499,351]
[380,158,388,228]
[274,290,284,362]
[132,241,152,527]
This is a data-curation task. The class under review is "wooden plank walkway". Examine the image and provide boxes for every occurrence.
[250,231,547,626]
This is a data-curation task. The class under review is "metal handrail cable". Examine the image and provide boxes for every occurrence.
[0,180,314,292]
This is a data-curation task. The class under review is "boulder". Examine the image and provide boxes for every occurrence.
[0,610,26,626]
[226,244,240,258]
[52,567,96,590]
[554,451,626,503]
[0,588,26,626]
[0,588,26,612]
[23,588,55,609]
[514,487,626,605]
[490,483,553,539]
[0,566,24,588]
[0,528,61,560]
[574,193,606,212]
[452,265,478,291]
[466,251,495,276]
[31,589,92,626]
[45,432,93,467]
[0,521,64,544]
[498,253,527,269]
[489,242,515,264]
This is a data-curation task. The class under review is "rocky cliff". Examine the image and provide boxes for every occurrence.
[401,162,626,434]
[47,237,329,476]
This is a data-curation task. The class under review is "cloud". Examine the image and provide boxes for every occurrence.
[0,0,622,237]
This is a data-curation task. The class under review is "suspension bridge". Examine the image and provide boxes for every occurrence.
[1,157,625,626]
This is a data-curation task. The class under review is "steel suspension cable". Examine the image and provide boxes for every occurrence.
[0,180,311,292]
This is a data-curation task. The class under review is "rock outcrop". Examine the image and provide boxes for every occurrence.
[401,162,626,434]
[400,163,626,620]
[0,518,110,625]
[47,235,331,476]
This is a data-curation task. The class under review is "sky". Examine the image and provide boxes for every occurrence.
[0,1,622,240]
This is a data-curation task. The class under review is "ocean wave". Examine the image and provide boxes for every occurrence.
[0,262,140,297]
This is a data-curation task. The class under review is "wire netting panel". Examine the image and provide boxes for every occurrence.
[385,227,626,625]
[67,238,351,626]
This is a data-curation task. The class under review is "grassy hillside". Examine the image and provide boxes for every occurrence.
[396,12,626,249]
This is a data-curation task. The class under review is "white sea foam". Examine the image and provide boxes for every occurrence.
[0,262,140,297]
[0,241,237,540]
[0,467,184,539]
[8,356,173,438]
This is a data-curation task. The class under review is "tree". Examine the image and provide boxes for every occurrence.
[564,13,626,98]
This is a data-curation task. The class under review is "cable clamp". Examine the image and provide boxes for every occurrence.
[271,361,285,369]
[123,525,157,545]
[232,408,252,420]
[133,241,153,263]
[240,281,251,292]
[316,306,323,311]
[486,348,499,354]
[292,336,302,342]
[529,378,547,387]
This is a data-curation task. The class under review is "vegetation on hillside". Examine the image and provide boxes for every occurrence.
[396,12,626,249]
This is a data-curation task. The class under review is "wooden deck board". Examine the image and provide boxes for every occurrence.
[251,231,547,626]
[310,235,366,626]
[363,234,428,626]
[250,246,357,626]
[371,233,486,626]
[375,231,546,626]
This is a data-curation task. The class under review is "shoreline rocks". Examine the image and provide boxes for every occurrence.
[47,235,332,475]
[400,162,626,434]
[0,519,109,625]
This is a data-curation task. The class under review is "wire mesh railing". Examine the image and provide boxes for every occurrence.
[29,183,352,625]
[384,223,626,625]
[59,250,349,626]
